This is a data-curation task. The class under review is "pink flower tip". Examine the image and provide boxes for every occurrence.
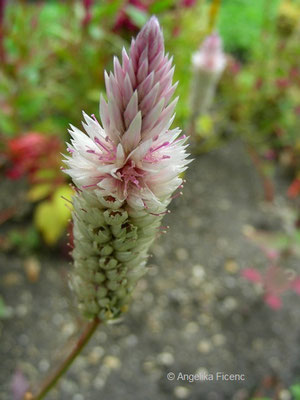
[64,17,190,211]
[192,32,226,74]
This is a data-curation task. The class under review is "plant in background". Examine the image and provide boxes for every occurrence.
[218,3,300,203]
[3,132,72,245]
[25,16,189,400]
[242,263,300,310]
[241,237,300,310]
[188,32,226,142]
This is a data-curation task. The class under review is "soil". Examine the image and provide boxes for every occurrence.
[1,140,300,400]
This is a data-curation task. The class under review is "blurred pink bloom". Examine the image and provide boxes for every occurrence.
[241,265,300,310]
[6,132,62,180]
[181,0,197,7]
[82,0,93,27]
[113,0,148,33]
[64,17,190,211]
[241,268,262,283]
[264,294,282,310]
[192,32,226,75]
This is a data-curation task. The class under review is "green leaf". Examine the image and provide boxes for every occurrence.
[290,383,300,400]
[150,0,174,14]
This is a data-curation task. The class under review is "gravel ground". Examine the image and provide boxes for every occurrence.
[1,141,300,400]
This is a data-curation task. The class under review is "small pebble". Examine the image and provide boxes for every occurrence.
[87,346,104,365]
[197,340,212,354]
[157,352,174,366]
[192,265,205,280]
[174,386,190,399]
[103,355,121,370]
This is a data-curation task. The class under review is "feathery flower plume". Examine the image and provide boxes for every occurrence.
[189,32,226,126]
[63,17,190,321]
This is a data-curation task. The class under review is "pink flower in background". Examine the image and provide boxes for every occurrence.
[192,32,226,76]
[64,17,190,212]
[241,265,300,310]
[113,0,148,33]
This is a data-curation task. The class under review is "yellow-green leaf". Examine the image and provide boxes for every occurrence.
[27,184,52,202]
[34,185,74,245]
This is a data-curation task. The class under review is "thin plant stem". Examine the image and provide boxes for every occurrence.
[24,317,101,400]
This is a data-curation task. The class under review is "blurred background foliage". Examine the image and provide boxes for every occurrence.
[1,0,300,251]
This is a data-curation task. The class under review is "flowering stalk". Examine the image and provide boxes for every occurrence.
[64,16,190,321]
[188,32,226,136]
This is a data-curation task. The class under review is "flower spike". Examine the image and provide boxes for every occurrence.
[63,17,190,321]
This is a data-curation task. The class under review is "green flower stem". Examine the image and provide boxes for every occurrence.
[25,317,101,400]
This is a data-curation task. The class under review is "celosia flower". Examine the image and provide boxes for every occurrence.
[189,32,226,122]
[64,17,190,320]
